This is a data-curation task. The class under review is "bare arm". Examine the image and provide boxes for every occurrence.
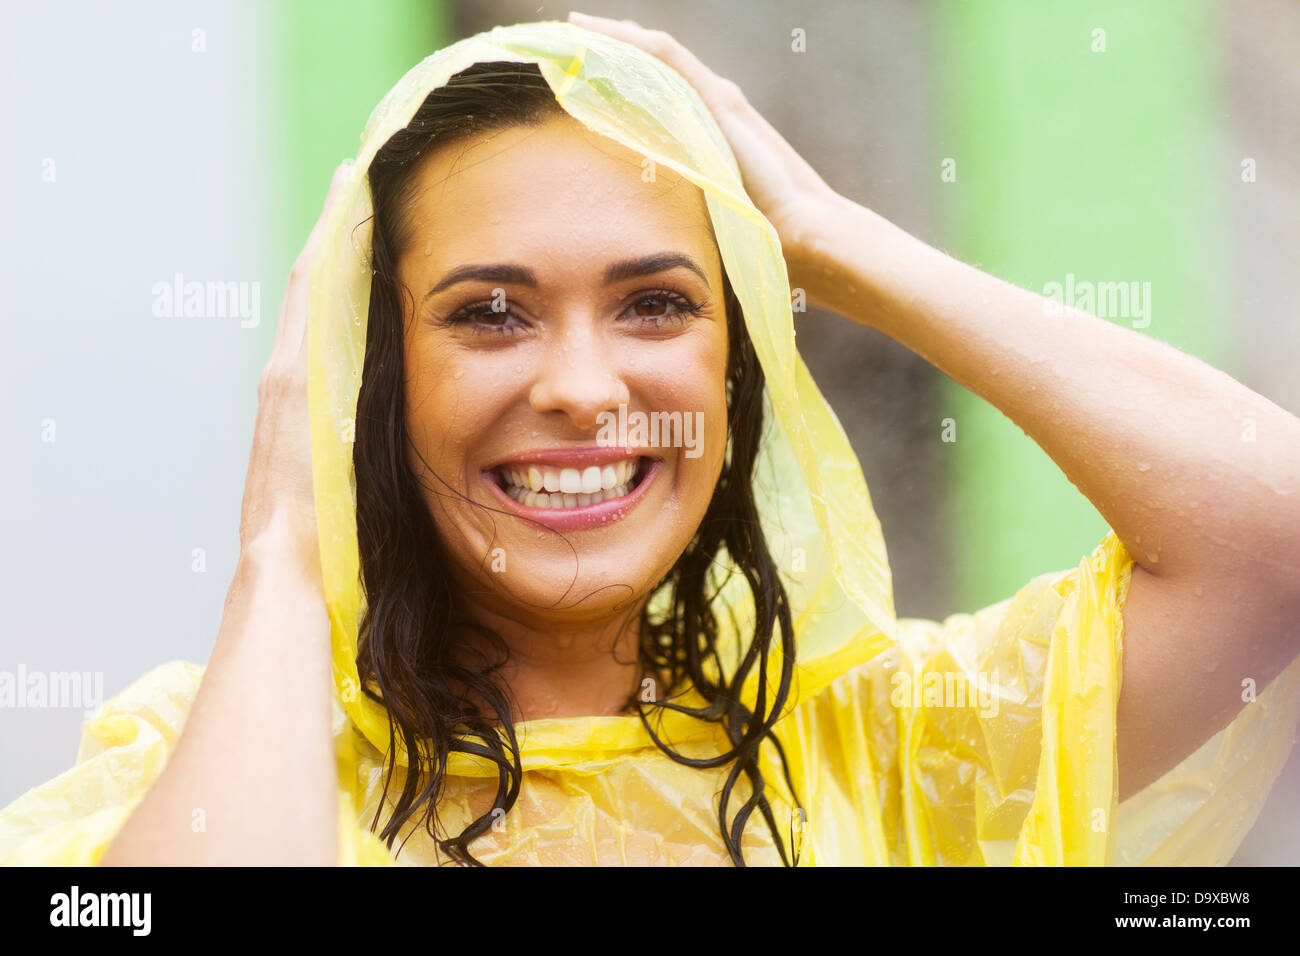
[100,161,354,864]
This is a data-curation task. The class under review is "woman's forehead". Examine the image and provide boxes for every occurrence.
[401,115,717,269]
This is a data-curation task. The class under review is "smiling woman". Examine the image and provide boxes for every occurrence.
[3,19,1299,869]
[353,60,796,863]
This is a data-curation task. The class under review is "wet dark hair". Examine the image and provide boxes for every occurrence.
[353,60,803,865]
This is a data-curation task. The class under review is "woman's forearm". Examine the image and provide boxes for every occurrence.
[792,193,1300,589]
[100,515,338,866]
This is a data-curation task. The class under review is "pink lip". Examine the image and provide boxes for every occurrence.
[481,456,664,531]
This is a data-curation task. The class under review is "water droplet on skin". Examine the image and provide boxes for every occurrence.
[514,364,523,373]
[1137,461,1151,471]
[424,239,434,256]
[1194,584,1204,597]
[453,369,464,380]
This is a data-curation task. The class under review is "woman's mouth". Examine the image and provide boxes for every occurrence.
[481,453,662,530]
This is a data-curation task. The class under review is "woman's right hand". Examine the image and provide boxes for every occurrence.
[238,160,354,580]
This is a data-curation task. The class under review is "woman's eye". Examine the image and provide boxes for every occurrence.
[443,303,523,337]
[621,291,703,328]
[442,291,702,336]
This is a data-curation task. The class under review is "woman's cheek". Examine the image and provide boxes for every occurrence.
[404,353,470,495]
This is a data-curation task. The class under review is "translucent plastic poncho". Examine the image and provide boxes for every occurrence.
[4,21,1300,867]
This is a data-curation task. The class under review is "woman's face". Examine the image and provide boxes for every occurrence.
[396,113,729,626]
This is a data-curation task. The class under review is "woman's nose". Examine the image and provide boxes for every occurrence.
[528,323,630,432]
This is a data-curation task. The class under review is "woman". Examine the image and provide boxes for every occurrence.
[3,16,1299,866]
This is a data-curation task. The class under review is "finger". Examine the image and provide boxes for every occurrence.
[567,12,742,113]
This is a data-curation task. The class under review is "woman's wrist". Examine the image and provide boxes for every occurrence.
[784,190,950,332]
[237,507,325,601]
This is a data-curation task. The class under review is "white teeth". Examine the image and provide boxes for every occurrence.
[495,457,647,509]
[499,474,638,509]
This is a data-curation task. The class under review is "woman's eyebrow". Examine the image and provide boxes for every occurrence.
[424,252,709,302]
[426,263,538,298]
[603,252,709,285]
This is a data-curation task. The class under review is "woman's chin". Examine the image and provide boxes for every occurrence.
[481,561,664,616]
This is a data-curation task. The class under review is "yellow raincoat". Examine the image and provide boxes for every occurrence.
[4,21,1299,867]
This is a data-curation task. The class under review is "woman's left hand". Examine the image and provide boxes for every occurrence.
[568,12,844,295]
